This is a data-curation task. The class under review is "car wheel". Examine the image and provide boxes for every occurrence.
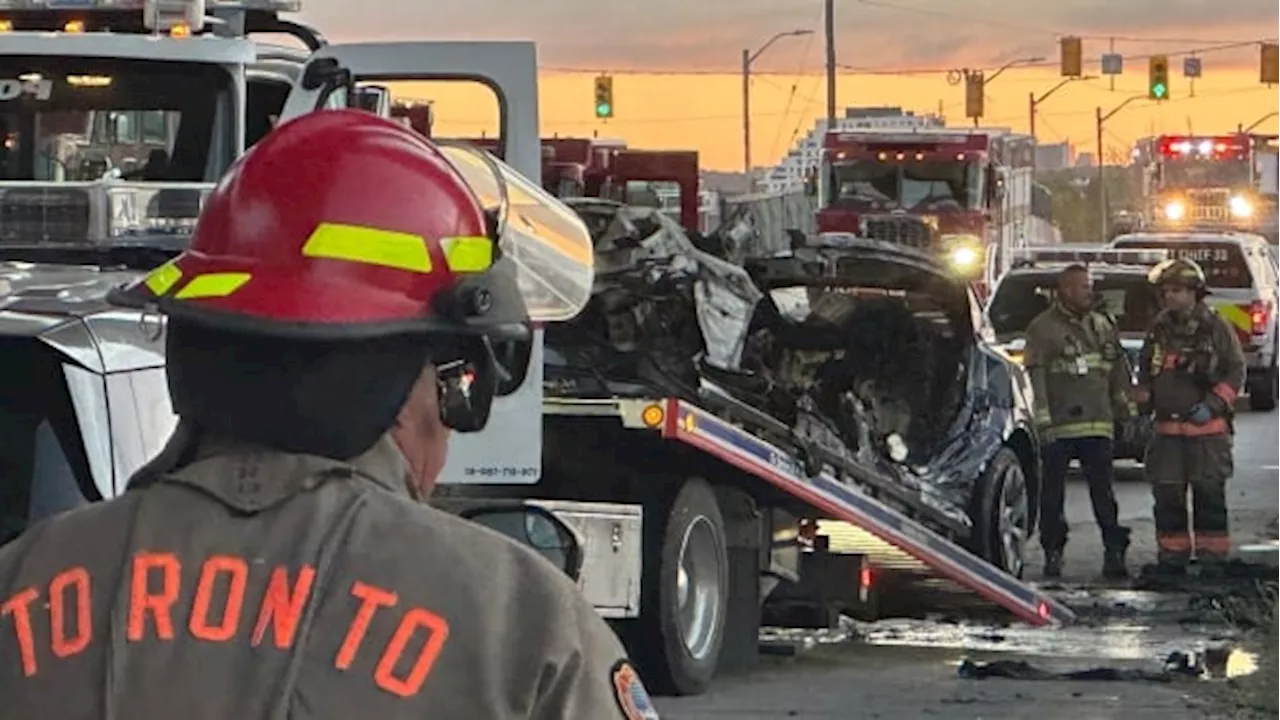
[971,447,1031,579]
[1248,360,1278,412]
[630,478,728,696]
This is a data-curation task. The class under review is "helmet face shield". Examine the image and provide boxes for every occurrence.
[437,142,595,324]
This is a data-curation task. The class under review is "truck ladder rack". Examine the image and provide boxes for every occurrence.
[544,395,1076,627]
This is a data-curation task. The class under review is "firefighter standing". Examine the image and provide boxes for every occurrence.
[1024,264,1134,579]
[1136,258,1245,576]
[0,111,659,719]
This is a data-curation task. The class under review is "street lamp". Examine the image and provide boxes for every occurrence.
[1095,94,1148,241]
[1243,111,1279,133]
[742,29,813,173]
[966,56,1046,128]
[1029,75,1096,139]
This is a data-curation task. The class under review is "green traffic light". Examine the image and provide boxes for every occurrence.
[1152,83,1167,98]
[595,103,611,117]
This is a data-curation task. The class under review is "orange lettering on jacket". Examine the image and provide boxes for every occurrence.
[334,580,452,698]
[2,552,449,694]
[1,568,95,677]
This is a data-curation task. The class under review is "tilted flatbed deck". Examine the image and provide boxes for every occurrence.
[544,394,1076,627]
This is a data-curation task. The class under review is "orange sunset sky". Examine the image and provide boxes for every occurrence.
[293,0,1280,171]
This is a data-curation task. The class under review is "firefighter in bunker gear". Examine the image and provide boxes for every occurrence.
[1137,258,1245,575]
[1024,264,1134,579]
[0,110,654,719]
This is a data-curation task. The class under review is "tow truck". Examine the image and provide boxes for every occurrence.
[0,0,1074,700]
[1137,134,1278,237]
[813,127,1061,299]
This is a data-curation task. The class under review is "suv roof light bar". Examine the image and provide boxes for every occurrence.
[1010,246,1171,267]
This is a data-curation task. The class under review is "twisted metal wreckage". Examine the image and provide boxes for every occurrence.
[546,200,1008,530]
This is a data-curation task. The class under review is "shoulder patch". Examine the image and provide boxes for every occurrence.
[610,660,660,720]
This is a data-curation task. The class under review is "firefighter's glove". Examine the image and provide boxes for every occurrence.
[1187,402,1214,425]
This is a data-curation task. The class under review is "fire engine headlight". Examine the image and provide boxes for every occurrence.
[1163,201,1186,221]
[951,246,979,270]
[1229,196,1253,218]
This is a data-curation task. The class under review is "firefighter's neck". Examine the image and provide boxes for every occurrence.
[1057,298,1091,317]
[390,365,452,500]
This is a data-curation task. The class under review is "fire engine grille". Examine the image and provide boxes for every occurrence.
[1185,188,1231,222]
[859,215,935,250]
[0,188,91,245]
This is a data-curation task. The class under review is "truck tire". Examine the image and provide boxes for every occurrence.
[631,478,729,696]
[970,447,1031,579]
[1248,359,1278,412]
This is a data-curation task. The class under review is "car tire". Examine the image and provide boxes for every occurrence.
[1248,359,1278,412]
[970,447,1031,579]
[630,478,729,696]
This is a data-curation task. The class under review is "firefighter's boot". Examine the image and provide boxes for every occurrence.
[1043,550,1064,579]
[1102,527,1131,580]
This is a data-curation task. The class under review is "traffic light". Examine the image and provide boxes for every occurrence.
[593,75,614,119]
[964,71,985,119]
[1262,43,1279,85]
[1148,55,1170,100]
[1060,36,1083,77]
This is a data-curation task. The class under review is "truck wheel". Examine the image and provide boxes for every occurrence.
[970,448,1030,579]
[1248,361,1278,411]
[632,478,729,696]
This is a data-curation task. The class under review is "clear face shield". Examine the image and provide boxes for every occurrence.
[429,142,595,432]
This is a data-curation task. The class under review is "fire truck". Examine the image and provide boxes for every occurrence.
[814,127,1056,298]
[1138,133,1278,238]
[430,130,707,232]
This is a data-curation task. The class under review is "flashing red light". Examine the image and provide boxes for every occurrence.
[1037,601,1051,620]
[859,565,874,589]
[1250,300,1270,335]
[1156,136,1244,159]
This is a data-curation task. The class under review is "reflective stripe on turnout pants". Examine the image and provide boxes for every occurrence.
[1144,433,1234,564]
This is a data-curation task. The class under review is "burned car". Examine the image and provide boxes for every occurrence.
[546,202,1042,576]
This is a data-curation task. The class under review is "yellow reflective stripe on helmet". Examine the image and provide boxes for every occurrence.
[144,262,183,296]
[301,222,432,272]
[174,272,252,300]
[441,236,493,272]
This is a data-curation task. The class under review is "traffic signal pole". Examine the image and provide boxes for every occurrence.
[1095,94,1147,241]
[1028,76,1094,139]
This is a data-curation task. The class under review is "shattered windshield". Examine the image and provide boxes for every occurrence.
[827,159,983,212]
[0,57,235,182]
[987,272,1162,338]
[1159,159,1251,188]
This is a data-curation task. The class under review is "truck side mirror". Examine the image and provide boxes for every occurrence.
[459,504,584,581]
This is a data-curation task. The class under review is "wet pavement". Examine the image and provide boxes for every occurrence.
[655,410,1278,718]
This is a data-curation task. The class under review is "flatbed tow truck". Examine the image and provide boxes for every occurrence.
[0,0,1072,700]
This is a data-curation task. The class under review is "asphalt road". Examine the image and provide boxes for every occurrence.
[655,408,1279,719]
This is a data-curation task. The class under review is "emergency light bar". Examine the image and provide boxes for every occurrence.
[1010,247,1171,267]
[1156,135,1245,158]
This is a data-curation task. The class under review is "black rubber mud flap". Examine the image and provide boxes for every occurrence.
[712,486,762,677]
[970,447,1029,579]
[629,477,729,696]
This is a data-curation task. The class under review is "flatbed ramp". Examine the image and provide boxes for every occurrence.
[546,396,1075,627]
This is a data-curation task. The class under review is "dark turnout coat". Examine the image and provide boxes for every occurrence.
[0,435,656,719]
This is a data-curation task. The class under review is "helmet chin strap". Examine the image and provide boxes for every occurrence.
[436,337,499,433]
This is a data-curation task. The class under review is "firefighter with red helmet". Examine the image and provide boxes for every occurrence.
[1136,257,1245,577]
[0,111,657,719]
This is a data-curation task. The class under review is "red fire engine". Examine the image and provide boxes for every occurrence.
[815,128,1046,296]
[1139,134,1273,234]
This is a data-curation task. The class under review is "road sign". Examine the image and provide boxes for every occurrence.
[1183,57,1202,78]
[1100,53,1123,75]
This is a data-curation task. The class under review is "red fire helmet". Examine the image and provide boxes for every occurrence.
[110,109,532,342]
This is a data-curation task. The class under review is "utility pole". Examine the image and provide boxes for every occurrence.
[825,0,836,127]
[1096,95,1146,241]
[741,30,813,174]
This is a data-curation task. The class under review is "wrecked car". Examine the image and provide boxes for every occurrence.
[545,201,1042,576]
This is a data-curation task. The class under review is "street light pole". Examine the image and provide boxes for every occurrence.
[1096,95,1147,241]
[742,29,813,174]
[1243,111,1279,133]
[1029,76,1096,139]
[970,56,1045,128]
